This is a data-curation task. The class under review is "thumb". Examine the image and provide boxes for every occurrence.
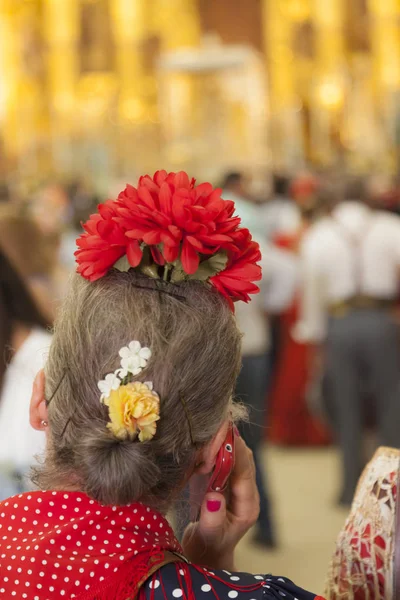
[197,492,226,542]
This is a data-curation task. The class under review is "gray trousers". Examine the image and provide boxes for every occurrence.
[326,309,400,503]
[236,353,275,540]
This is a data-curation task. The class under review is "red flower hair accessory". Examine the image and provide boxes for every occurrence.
[75,170,262,308]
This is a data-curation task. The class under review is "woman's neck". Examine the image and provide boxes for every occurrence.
[11,322,32,354]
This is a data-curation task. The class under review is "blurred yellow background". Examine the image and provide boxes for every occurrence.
[1,0,400,191]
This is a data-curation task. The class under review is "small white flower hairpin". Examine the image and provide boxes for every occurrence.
[117,340,152,379]
[98,373,121,402]
[97,341,152,399]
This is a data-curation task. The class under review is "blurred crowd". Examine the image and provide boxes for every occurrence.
[2,167,400,550]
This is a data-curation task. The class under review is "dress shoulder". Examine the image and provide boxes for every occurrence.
[139,562,324,600]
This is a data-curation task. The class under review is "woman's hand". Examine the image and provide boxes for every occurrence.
[182,434,259,571]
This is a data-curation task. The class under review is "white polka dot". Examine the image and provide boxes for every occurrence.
[278,579,286,583]
[201,584,212,592]
[149,580,160,589]
[173,589,183,598]
[254,576,263,580]
[228,592,238,599]
[230,576,240,581]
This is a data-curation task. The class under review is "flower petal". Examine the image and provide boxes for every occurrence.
[126,240,143,268]
[128,341,142,354]
[181,238,200,275]
[139,347,152,361]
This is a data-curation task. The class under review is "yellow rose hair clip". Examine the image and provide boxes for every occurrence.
[98,341,160,442]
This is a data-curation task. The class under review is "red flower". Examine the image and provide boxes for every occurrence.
[116,170,242,275]
[75,170,261,308]
[210,229,262,305]
[75,200,127,282]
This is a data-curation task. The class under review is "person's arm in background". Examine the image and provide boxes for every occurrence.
[264,245,299,315]
[293,233,327,392]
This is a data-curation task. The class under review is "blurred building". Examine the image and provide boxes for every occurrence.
[0,0,400,184]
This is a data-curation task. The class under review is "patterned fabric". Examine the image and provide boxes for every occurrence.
[326,447,400,599]
[0,491,182,599]
[0,490,325,600]
[140,564,324,600]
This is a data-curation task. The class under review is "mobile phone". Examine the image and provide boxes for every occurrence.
[207,423,235,493]
[188,424,235,522]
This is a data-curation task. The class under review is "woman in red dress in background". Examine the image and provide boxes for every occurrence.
[267,175,331,446]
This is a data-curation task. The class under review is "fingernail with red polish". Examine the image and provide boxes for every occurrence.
[234,426,240,437]
[207,500,221,512]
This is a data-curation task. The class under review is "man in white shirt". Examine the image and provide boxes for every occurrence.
[298,178,400,505]
[263,174,301,241]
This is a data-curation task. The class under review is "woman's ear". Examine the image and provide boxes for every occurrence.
[30,369,49,432]
[195,420,229,475]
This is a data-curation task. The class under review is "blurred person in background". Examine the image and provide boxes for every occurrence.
[222,171,262,237]
[0,207,59,321]
[264,173,301,241]
[298,176,400,505]
[0,248,51,499]
[0,182,11,204]
[222,171,298,548]
[30,181,73,300]
[235,242,299,549]
[267,173,331,447]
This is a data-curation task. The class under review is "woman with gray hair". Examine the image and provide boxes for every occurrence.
[0,171,323,600]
